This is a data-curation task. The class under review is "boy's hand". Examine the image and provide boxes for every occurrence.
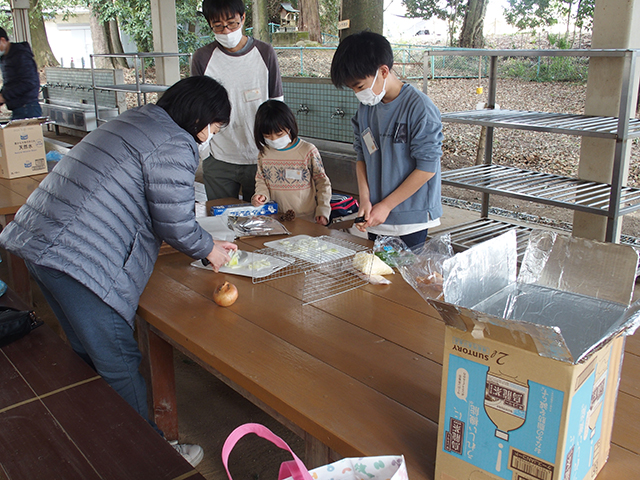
[205,241,238,272]
[365,202,392,228]
[252,194,267,206]
[355,202,372,232]
[315,215,328,226]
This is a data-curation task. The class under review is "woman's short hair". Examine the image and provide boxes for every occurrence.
[254,100,299,154]
[202,0,245,23]
[157,76,231,143]
[330,31,394,88]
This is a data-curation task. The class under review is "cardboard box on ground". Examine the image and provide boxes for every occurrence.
[427,229,640,480]
[0,118,47,179]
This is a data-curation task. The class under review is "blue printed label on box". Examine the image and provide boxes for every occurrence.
[211,201,278,217]
[442,354,564,480]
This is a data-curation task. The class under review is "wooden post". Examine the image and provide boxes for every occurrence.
[339,0,383,40]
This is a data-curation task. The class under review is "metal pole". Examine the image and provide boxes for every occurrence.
[481,55,498,218]
[606,50,636,242]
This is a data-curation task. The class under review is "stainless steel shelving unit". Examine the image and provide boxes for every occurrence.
[427,48,640,251]
[90,52,191,125]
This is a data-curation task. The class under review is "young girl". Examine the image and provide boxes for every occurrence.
[252,100,332,225]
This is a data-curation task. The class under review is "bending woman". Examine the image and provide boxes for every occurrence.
[0,75,237,466]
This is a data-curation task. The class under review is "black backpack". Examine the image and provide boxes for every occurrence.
[0,306,43,348]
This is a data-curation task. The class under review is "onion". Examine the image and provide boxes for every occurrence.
[213,281,238,307]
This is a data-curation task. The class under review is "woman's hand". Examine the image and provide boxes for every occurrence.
[252,194,267,207]
[315,215,328,226]
[205,241,238,272]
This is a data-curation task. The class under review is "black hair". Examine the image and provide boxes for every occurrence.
[202,0,245,24]
[0,28,8,41]
[156,76,231,144]
[330,31,394,88]
[254,100,298,154]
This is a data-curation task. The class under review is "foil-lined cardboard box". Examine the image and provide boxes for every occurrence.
[0,117,47,179]
[210,201,278,217]
[431,230,640,480]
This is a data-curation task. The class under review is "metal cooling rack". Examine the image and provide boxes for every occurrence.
[251,235,372,305]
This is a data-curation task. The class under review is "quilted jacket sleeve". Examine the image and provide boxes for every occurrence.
[143,138,214,260]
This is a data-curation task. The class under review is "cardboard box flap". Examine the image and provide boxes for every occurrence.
[2,117,47,129]
[429,298,573,360]
[518,230,638,305]
[442,229,517,308]
[472,282,635,363]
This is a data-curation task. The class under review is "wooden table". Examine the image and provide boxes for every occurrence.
[0,173,46,303]
[136,218,640,480]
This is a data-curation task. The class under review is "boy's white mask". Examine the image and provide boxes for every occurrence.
[265,134,291,150]
[355,68,387,106]
[215,26,243,49]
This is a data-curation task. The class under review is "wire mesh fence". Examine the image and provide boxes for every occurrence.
[275,45,590,83]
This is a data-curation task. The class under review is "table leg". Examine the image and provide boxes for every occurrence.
[304,432,331,469]
[4,214,32,305]
[137,317,179,440]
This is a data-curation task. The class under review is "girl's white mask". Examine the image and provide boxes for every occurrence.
[265,134,291,150]
[355,68,387,106]
[215,27,243,49]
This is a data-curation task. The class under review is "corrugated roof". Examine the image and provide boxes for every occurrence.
[280,2,299,13]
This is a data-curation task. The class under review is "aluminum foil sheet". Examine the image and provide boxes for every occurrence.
[442,229,518,308]
[437,228,640,364]
[227,215,290,237]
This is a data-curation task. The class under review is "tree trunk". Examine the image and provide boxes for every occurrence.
[108,19,128,68]
[89,8,114,69]
[339,0,383,40]
[459,0,487,48]
[299,0,321,43]
[28,0,58,67]
[252,0,269,42]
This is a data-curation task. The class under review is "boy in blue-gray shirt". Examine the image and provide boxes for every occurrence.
[330,31,443,248]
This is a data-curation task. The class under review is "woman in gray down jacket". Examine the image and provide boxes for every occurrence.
[0,75,236,466]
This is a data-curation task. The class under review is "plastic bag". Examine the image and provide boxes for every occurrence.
[372,236,416,268]
[227,215,290,237]
[399,234,454,301]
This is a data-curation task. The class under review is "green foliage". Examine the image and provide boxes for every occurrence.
[0,0,83,33]
[500,55,588,83]
[402,0,467,46]
[503,0,557,30]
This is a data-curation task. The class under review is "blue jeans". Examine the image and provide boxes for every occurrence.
[25,261,152,426]
[11,100,42,120]
[368,228,429,249]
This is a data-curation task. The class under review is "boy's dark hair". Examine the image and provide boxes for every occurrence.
[254,100,299,154]
[0,28,8,41]
[330,31,394,88]
[202,0,245,23]
[157,76,231,144]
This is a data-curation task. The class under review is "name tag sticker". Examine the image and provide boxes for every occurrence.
[362,128,378,155]
[286,169,302,180]
[243,88,262,102]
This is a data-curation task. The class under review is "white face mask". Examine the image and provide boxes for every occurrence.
[198,124,214,154]
[265,133,291,150]
[215,26,243,49]
[355,69,387,106]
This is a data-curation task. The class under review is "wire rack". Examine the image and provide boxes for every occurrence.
[251,235,372,305]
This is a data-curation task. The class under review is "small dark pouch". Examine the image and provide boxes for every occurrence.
[0,306,43,348]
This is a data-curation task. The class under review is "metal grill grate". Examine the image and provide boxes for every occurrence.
[251,236,371,305]
[433,219,532,262]
[441,109,640,138]
[442,165,640,215]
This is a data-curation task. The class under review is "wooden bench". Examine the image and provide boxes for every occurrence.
[137,217,640,480]
[0,288,206,480]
